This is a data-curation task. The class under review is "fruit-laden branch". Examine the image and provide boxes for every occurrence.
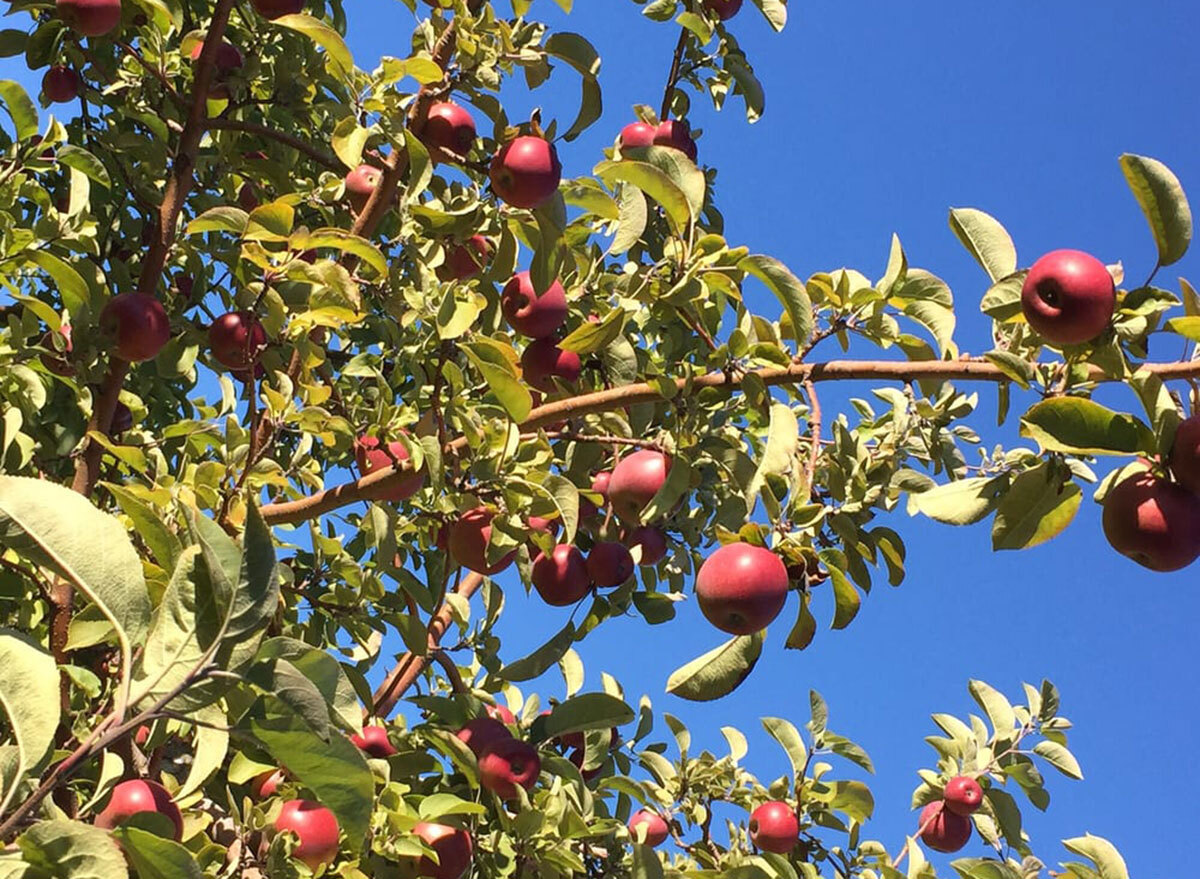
[207,119,342,170]
[259,355,1200,527]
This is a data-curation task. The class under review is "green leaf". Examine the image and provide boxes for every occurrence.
[17,820,125,879]
[416,793,487,821]
[290,228,387,277]
[983,351,1034,388]
[830,779,875,822]
[0,630,59,815]
[185,206,248,236]
[968,679,1016,736]
[498,623,576,682]
[665,632,763,701]
[1165,316,1200,342]
[539,474,580,546]
[271,14,353,78]
[330,116,370,170]
[257,637,361,733]
[545,33,603,141]
[1019,398,1157,457]
[177,704,228,799]
[0,81,37,142]
[746,403,799,512]
[1061,836,1128,879]
[740,255,814,347]
[640,457,692,523]
[1033,740,1083,780]
[761,716,807,780]
[752,0,788,31]
[1120,153,1192,267]
[544,693,634,738]
[461,340,532,423]
[595,157,692,232]
[821,553,860,630]
[608,184,648,254]
[949,208,1017,283]
[249,658,332,740]
[244,201,295,241]
[991,464,1082,551]
[110,827,202,879]
[25,251,89,316]
[558,308,627,355]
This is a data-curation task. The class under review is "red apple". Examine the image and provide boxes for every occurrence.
[456,717,512,757]
[917,801,971,853]
[1102,471,1200,572]
[703,0,743,20]
[275,799,340,871]
[43,66,79,103]
[477,738,540,799]
[411,821,473,879]
[653,120,697,162]
[421,101,476,164]
[99,292,170,362]
[251,768,286,798]
[94,779,183,841]
[1020,249,1115,346]
[586,542,634,588]
[133,724,150,747]
[1169,414,1200,495]
[355,434,425,502]
[531,545,591,606]
[350,724,397,758]
[345,163,382,213]
[208,311,266,372]
[520,338,582,392]
[251,0,303,17]
[489,136,562,209]
[448,507,516,575]
[57,0,122,37]
[943,776,983,816]
[627,809,669,847]
[695,542,789,634]
[501,271,568,339]
[626,526,668,566]
[591,470,612,499]
[189,40,243,72]
[39,325,74,376]
[749,801,799,854]
[608,450,670,524]
[486,703,517,724]
[619,121,656,150]
[437,235,492,282]
[527,515,560,539]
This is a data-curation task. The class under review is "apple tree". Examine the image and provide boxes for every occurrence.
[0,0,1194,876]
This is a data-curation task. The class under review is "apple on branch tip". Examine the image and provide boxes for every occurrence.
[411,821,473,879]
[1168,414,1200,495]
[42,66,79,103]
[350,724,398,758]
[421,101,477,164]
[208,311,267,373]
[943,776,983,816]
[354,434,426,502]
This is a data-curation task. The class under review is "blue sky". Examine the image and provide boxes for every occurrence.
[5,0,1199,873]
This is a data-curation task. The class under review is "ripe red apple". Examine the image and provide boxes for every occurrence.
[591,470,612,499]
[456,716,512,757]
[627,809,669,847]
[477,738,540,799]
[345,163,382,213]
[703,0,743,20]
[626,526,668,566]
[251,0,303,17]
[437,235,492,282]
[531,545,591,606]
[189,40,243,72]
[489,136,562,209]
[1020,249,1115,346]
[943,776,983,816]
[275,799,340,870]
[57,0,122,36]
[486,703,517,724]
[208,311,266,372]
[1169,414,1200,495]
[749,801,799,854]
[421,101,477,164]
[619,121,656,150]
[608,450,670,524]
[350,724,397,758]
[94,779,183,841]
[520,338,582,392]
[695,542,789,634]
[43,66,79,103]
[587,542,635,588]
[448,507,516,575]
[355,435,425,502]
[653,120,697,162]
[501,271,568,339]
[411,821,473,879]
[527,515,559,540]
[1102,471,1200,572]
[251,768,286,798]
[917,801,971,853]
[99,292,170,362]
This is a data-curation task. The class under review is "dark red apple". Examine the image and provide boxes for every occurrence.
[437,235,492,282]
[345,164,382,213]
[501,271,568,339]
[411,821,473,879]
[43,66,79,103]
[251,768,286,798]
[110,399,133,434]
[703,0,743,20]
[531,545,591,606]
[477,738,540,799]
[695,542,789,634]
[626,526,668,566]
[520,338,581,392]
[355,434,425,502]
[251,0,303,17]
[619,122,656,150]
[99,292,170,362]
[57,0,122,37]
[237,182,259,211]
[208,311,266,372]
[1102,471,1200,572]
[1020,249,1115,346]
[586,542,634,588]
[917,801,971,853]
[189,40,243,72]
[350,724,397,758]
[456,717,512,757]
[94,779,183,841]
[489,136,562,209]
[943,776,983,816]
[608,450,670,524]
[1169,414,1200,495]
[448,507,516,575]
[653,120,697,162]
[749,801,799,854]
[274,799,340,871]
[627,809,669,847]
[421,101,476,164]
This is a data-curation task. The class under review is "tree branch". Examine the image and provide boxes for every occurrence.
[207,118,342,170]
[661,27,689,121]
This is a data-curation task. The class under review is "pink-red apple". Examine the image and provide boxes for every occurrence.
[1020,249,1115,346]
[1102,471,1200,572]
[608,450,670,523]
[43,66,79,103]
[448,507,516,575]
[489,136,562,209]
[749,801,799,854]
[354,435,425,502]
[943,776,983,816]
[627,809,669,847]
[275,799,340,871]
[251,768,286,799]
[531,545,591,606]
[350,724,397,758]
[456,717,512,757]
[695,542,789,634]
[57,0,122,37]
[619,122,656,150]
[653,120,697,162]
[704,0,743,20]
[591,470,612,499]
[99,292,170,362]
[189,40,243,72]
[411,821,473,879]
[1169,414,1200,495]
[477,738,540,799]
[917,801,971,853]
[501,271,568,339]
[520,338,582,392]
[345,164,382,213]
[587,542,634,588]
[437,235,492,282]
[251,0,303,18]
[486,703,517,724]
[94,779,183,841]
[421,101,476,164]
[626,526,668,566]
[208,311,266,372]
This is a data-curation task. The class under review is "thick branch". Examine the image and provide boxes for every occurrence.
[208,119,342,170]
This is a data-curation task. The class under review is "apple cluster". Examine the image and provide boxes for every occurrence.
[916,775,982,853]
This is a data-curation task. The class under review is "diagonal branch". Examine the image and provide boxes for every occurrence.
[207,118,343,170]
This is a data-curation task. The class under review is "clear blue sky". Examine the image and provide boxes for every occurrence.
[5,1,1198,873]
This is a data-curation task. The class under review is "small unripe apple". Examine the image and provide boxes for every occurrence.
[591,470,612,499]
[350,724,397,758]
[749,801,799,854]
[619,122,656,150]
[95,779,183,841]
[208,311,266,372]
[437,235,492,282]
[189,40,243,72]
[695,542,789,634]
[43,66,79,103]
[456,717,512,757]
[626,526,668,566]
[1020,249,1115,346]
[477,737,540,799]
[345,164,382,213]
[703,0,743,20]
[421,101,477,164]
[521,338,582,392]
[274,799,340,871]
[608,450,671,524]
[251,768,286,798]
[251,0,303,18]
[627,809,669,847]
[653,120,697,162]
[1102,471,1200,571]
[57,0,122,37]
[501,271,568,339]
[531,544,591,606]
[412,821,473,879]
[943,776,983,816]
[99,292,170,362]
[586,542,635,588]
[1169,414,1200,495]
[917,801,971,853]
[489,136,562,209]
[355,434,425,502]
[448,507,516,575]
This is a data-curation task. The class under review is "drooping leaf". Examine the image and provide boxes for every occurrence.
[740,255,814,347]
[1119,153,1192,267]
[1019,398,1157,457]
[991,464,1082,551]
[0,630,59,815]
[666,632,763,701]
[949,208,1017,282]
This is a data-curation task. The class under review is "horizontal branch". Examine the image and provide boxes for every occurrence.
[207,119,342,170]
